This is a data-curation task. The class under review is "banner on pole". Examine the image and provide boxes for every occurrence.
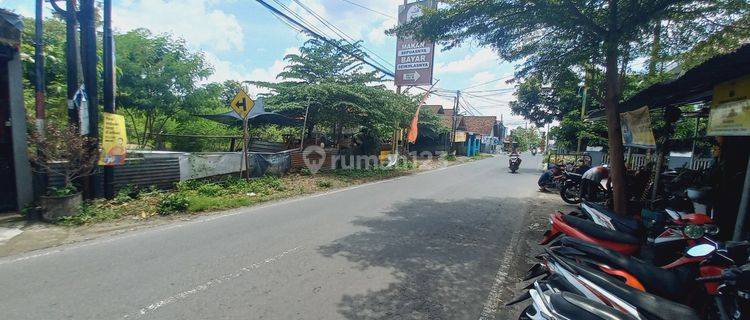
[99,112,128,166]
[620,106,656,148]
[708,76,750,136]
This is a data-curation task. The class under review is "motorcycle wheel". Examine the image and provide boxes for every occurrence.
[518,305,539,320]
[560,182,582,204]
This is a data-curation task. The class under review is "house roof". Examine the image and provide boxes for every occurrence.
[462,116,497,136]
[443,108,454,117]
[424,105,444,114]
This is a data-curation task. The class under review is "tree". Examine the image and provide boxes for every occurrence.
[393,0,748,214]
[510,69,583,127]
[115,29,212,147]
[510,126,542,152]
[251,39,441,147]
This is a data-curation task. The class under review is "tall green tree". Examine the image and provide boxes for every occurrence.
[252,39,441,146]
[393,0,748,214]
[115,29,212,147]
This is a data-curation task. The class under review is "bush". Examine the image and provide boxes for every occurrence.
[196,183,223,196]
[445,154,457,161]
[317,180,332,188]
[158,193,189,215]
[57,202,121,225]
[300,168,313,176]
[113,185,138,204]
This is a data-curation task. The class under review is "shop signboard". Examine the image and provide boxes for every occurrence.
[620,106,656,148]
[394,1,436,87]
[708,76,750,136]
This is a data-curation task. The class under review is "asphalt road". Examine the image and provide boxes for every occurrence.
[0,154,542,320]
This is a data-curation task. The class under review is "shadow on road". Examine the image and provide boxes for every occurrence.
[318,197,530,319]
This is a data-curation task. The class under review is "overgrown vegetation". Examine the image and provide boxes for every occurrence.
[52,162,432,226]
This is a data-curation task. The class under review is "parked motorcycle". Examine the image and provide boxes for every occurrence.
[511,241,750,320]
[559,172,583,204]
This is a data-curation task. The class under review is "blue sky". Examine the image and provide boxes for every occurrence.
[2,0,528,127]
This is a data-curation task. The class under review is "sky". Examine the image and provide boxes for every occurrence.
[2,0,531,129]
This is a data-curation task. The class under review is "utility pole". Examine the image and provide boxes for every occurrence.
[577,72,589,153]
[79,0,99,198]
[102,0,115,199]
[50,0,81,127]
[450,90,460,154]
[34,0,47,197]
[34,0,45,135]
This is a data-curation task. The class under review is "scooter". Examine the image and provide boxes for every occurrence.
[509,154,522,173]
[512,243,749,320]
[540,209,719,260]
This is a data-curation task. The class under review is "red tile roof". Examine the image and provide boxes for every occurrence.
[462,116,497,136]
[424,105,444,114]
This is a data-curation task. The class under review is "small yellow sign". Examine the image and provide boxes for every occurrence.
[708,76,750,136]
[99,112,128,166]
[230,89,254,119]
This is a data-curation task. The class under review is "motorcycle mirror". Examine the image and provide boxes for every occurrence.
[686,244,716,257]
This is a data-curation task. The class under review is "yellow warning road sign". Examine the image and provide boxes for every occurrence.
[230,89,254,119]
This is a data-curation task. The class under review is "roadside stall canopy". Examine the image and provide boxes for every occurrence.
[198,97,301,127]
[588,44,750,118]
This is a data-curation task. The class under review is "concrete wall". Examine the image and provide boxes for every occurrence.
[8,51,32,210]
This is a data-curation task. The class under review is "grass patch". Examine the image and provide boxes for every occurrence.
[53,164,423,226]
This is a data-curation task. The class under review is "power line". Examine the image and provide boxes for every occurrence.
[255,0,395,78]
[463,88,515,94]
[463,92,513,104]
[337,0,394,19]
[289,0,394,71]
[462,75,514,90]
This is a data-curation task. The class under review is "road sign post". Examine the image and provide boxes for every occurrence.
[230,89,255,180]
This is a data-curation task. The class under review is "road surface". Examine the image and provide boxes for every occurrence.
[0,154,542,320]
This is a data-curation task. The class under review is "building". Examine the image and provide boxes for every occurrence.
[463,116,500,155]
[0,10,32,212]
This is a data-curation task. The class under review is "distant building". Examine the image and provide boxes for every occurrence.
[463,116,500,155]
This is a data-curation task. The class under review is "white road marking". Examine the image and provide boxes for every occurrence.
[124,246,302,318]
[0,160,483,265]
[478,220,524,320]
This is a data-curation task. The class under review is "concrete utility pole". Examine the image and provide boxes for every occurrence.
[103,0,115,199]
[34,0,45,135]
[50,0,81,127]
[450,90,460,154]
[577,79,588,153]
[79,0,99,198]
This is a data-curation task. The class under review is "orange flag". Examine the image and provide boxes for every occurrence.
[407,83,438,143]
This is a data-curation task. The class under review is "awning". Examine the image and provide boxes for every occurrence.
[0,10,23,46]
[588,44,750,119]
[197,97,302,127]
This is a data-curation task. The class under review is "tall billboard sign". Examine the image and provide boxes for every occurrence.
[395,1,436,87]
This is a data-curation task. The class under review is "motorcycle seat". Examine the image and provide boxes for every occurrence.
[557,255,701,320]
[549,292,634,320]
[581,201,642,235]
[561,214,641,245]
[559,237,696,303]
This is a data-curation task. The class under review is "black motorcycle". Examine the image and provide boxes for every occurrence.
[559,172,583,204]
[509,155,521,173]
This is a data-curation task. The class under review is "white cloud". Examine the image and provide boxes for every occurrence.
[114,0,244,52]
[435,48,498,74]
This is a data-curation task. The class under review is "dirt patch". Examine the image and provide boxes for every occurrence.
[493,191,578,319]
